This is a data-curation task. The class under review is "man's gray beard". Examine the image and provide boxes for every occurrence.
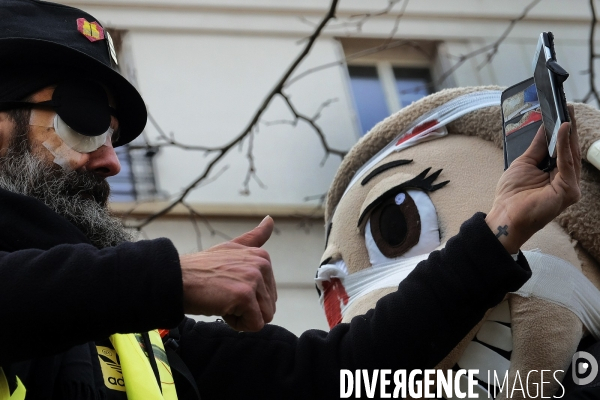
[0,115,133,248]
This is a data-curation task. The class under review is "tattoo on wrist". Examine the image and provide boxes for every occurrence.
[495,225,509,238]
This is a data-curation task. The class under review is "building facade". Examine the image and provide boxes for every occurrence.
[59,0,597,334]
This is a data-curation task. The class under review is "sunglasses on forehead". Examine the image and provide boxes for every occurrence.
[0,79,118,137]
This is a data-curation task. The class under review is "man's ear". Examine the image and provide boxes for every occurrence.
[0,112,15,156]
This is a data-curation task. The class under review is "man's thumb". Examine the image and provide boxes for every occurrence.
[231,216,274,247]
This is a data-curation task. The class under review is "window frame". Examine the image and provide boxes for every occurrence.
[346,60,435,136]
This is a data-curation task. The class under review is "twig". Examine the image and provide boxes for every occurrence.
[312,98,339,121]
[184,203,205,251]
[183,202,232,242]
[147,112,219,152]
[287,40,428,88]
[323,0,403,33]
[304,193,327,203]
[475,0,542,70]
[262,97,338,126]
[287,2,417,89]
[240,130,267,196]
[437,0,541,85]
[131,0,341,229]
[581,0,600,104]
[280,93,346,164]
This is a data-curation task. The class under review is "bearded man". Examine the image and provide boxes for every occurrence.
[0,1,584,400]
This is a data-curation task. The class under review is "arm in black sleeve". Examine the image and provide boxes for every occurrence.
[177,213,531,399]
[0,238,184,365]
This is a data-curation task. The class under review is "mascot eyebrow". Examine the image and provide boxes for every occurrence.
[357,167,449,227]
[361,159,413,186]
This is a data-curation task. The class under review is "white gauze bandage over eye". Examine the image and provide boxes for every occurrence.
[53,113,112,153]
[29,108,113,170]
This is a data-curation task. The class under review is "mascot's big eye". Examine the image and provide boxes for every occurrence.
[368,191,420,258]
[365,189,440,265]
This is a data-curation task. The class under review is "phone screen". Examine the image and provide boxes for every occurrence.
[501,77,543,169]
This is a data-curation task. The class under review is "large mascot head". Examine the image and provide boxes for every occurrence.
[318,86,600,399]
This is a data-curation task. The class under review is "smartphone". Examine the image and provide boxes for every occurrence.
[502,77,543,169]
[532,31,570,159]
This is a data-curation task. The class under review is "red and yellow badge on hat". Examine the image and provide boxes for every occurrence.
[76,18,118,65]
[77,18,104,42]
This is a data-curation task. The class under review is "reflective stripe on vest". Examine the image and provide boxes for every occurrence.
[0,368,25,400]
[109,331,178,400]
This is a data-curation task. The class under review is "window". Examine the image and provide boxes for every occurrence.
[107,146,135,201]
[348,65,433,135]
[105,29,159,202]
[340,38,438,136]
[107,144,159,202]
[347,65,390,135]
[393,67,432,108]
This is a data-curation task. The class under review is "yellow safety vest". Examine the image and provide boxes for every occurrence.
[0,369,25,400]
[110,331,178,400]
[0,330,177,400]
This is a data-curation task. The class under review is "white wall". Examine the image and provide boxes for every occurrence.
[133,216,330,334]
[128,32,357,205]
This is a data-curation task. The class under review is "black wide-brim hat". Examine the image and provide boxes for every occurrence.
[0,0,147,147]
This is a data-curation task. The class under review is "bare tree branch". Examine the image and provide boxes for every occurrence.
[379,0,409,47]
[262,98,338,127]
[147,112,219,152]
[288,0,538,92]
[130,0,341,229]
[240,130,267,196]
[307,0,403,33]
[580,0,600,105]
[280,93,346,164]
[312,98,339,121]
[125,0,549,244]
[437,0,541,85]
[287,2,415,88]
[304,193,327,202]
[184,202,205,251]
[475,0,542,70]
[182,201,233,246]
[286,40,429,88]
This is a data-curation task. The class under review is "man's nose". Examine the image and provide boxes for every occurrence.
[84,141,121,177]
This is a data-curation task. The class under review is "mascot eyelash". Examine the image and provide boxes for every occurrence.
[357,167,450,227]
[360,159,414,186]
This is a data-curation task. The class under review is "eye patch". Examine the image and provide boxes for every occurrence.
[48,80,115,136]
[0,79,116,137]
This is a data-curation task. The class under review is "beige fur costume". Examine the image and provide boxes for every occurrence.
[320,86,600,399]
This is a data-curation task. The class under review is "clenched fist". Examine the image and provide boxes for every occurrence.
[180,216,277,332]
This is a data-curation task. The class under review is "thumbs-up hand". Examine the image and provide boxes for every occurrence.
[180,216,277,331]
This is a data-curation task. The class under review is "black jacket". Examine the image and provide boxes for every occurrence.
[0,187,531,399]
